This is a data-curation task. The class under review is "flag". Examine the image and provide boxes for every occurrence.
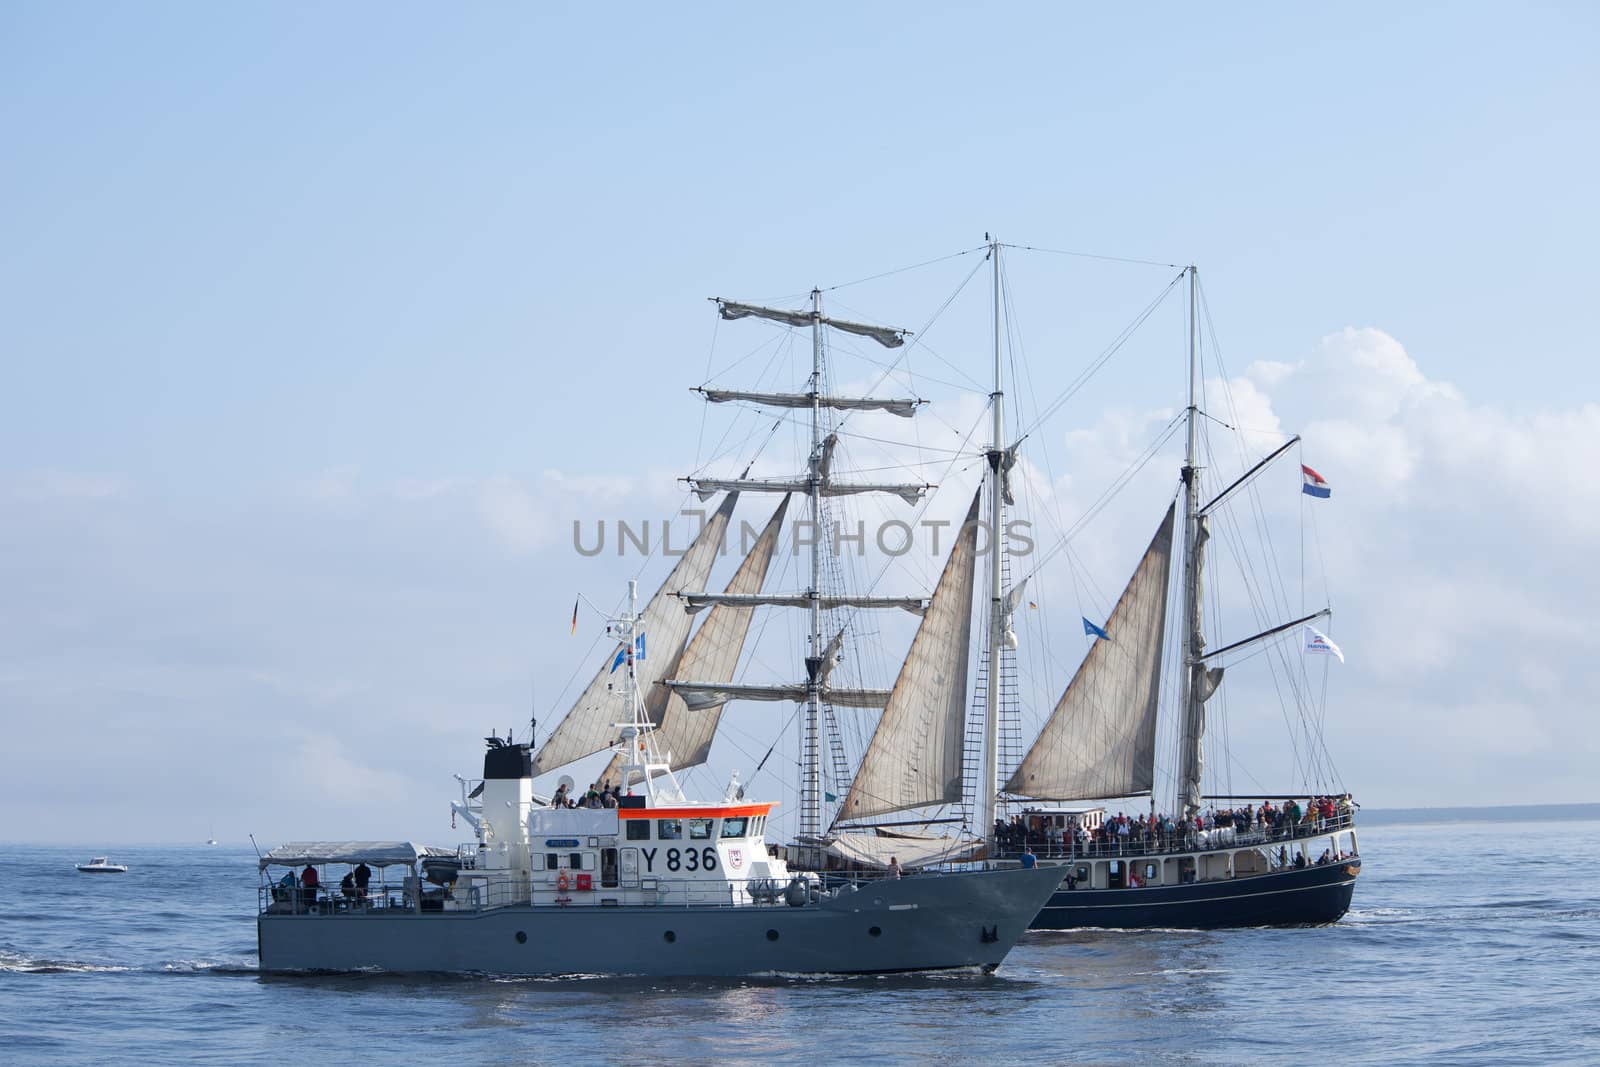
[1083,617,1109,641]
[1027,601,1038,610]
[610,631,646,673]
[1301,464,1331,499]
[824,791,838,803]
[1305,625,1344,663]
[570,598,579,635]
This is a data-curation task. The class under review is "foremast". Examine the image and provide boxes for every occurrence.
[803,289,826,842]
[682,294,926,841]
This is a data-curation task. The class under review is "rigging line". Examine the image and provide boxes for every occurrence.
[700,327,790,386]
[1004,242,1183,270]
[695,313,721,473]
[820,243,989,293]
[1200,279,1297,629]
[536,629,613,735]
[1020,271,1187,438]
[835,254,990,437]
[688,330,802,480]
[693,404,974,458]
[685,410,789,482]
[820,307,986,392]
[1021,413,1186,578]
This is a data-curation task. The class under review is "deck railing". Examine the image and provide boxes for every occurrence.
[994,811,1356,862]
[259,867,962,916]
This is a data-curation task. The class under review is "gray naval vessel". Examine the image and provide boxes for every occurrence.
[258,581,1063,976]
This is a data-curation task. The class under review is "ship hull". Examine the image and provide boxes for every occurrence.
[259,866,1063,976]
[1030,859,1359,930]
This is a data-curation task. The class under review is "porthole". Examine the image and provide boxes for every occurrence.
[766,929,780,941]
[663,930,676,943]
[515,931,527,944]
[868,926,882,938]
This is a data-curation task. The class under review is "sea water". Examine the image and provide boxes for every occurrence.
[3,819,1597,1065]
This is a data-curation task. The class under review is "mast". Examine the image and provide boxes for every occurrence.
[802,288,825,840]
[1177,265,1206,819]
[977,237,1004,842]
[616,578,685,804]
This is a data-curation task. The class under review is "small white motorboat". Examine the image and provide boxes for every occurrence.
[76,857,128,873]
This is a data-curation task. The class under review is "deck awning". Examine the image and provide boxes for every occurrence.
[258,841,457,871]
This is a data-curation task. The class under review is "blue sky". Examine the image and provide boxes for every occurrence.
[3,4,1596,842]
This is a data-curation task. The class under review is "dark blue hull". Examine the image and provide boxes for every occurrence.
[1030,859,1360,930]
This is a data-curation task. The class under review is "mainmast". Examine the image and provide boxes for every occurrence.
[976,237,1004,841]
[1177,265,1207,819]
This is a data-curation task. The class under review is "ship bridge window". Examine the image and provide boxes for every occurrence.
[657,819,683,840]
[569,853,585,870]
[545,854,559,871]
[720,817,748,839]
[625,820,649,841]
[688,818,713,840]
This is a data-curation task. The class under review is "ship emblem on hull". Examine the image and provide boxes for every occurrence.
[729,848,743,869]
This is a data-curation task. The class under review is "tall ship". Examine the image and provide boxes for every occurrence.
[993,261,1362,929]
[635,239,1361,930]
[255,267,1066,976]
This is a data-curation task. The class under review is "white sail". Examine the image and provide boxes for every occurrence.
[698,389,920,418]
[833,491,981,825]
[681,592,924,616]
[1004,504,1176,801]
[714,299,908,348]
[600,497,788,786]
[664,681,890,709]
[688,476,928,505]
[530,495,737,776]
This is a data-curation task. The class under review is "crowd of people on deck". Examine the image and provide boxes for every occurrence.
[549,781,622,809]
[995,795,1355,857]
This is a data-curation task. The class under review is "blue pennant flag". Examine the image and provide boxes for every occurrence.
[1083,617,1110,641]
[610,631,646,673]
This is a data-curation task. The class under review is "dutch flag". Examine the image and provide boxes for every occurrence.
[1301,465,1331,499]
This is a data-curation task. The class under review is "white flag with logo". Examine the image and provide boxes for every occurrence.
[1305,625,1345,663]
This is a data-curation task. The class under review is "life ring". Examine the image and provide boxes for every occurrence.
[556,870,570,893]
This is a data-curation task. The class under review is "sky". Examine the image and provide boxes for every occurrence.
[2,3,1597,844]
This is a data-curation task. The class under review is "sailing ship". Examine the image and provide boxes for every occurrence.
[996,264,1362,929]
[648,241,1361,929]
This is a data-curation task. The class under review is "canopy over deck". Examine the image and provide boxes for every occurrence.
[258,841,456,871]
